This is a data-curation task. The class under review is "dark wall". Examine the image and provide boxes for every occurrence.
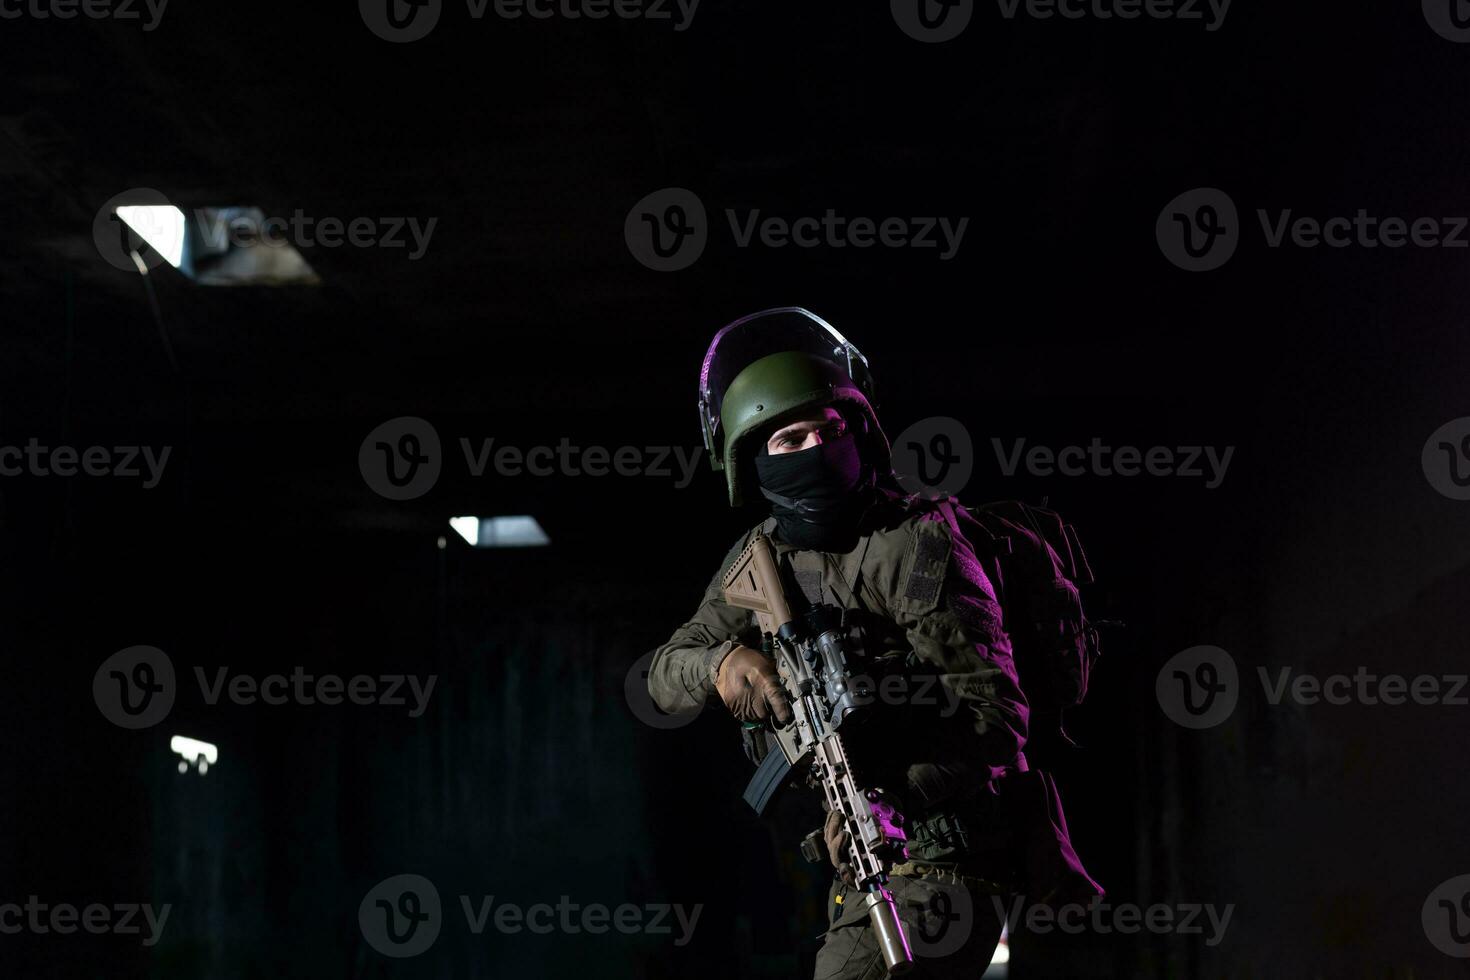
[4,1,1470,977]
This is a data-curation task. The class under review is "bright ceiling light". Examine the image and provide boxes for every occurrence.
[449,515,550,548]
[116,205,187,268]
[170,735,218,775]
[449,516,481,546]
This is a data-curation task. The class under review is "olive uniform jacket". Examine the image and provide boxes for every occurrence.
[647,490,1101,902]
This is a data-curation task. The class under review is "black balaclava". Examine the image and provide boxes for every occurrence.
[753,429,875,552]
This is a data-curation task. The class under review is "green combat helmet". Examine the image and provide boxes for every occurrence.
[698,307,891,506]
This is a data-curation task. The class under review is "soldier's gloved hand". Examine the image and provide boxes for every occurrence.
[715,645,793,726]
[823,809,856,887]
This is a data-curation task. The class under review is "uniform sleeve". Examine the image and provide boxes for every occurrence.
[888,510,1031,787]
[646,532,757,716]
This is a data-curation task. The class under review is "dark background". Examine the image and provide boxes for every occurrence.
[2,0,1469,976]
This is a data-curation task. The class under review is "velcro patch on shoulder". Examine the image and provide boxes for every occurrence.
[947,591,1005,642]
[904,523,951,608]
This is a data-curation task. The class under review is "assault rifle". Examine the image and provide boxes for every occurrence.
[721,534,914,975]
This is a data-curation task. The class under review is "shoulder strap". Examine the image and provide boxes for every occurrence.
[833,532,873,610]
[934,496,962,537]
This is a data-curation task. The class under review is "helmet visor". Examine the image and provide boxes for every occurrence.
[698,307,870,457]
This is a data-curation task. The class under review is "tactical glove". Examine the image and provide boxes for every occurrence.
[823,808,856,887]
[714,645,793,726]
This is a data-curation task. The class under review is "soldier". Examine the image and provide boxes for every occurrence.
[648,307,1101,978]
